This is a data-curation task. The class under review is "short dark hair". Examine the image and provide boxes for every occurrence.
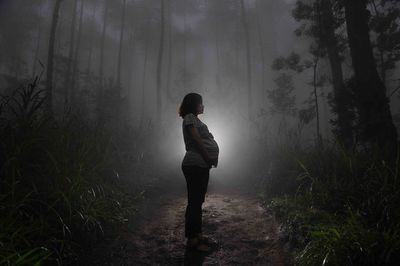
[179,93,202,118]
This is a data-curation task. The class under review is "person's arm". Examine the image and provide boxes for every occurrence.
[187,125,213,166]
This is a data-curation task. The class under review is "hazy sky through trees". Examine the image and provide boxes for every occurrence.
[0,0,399,183]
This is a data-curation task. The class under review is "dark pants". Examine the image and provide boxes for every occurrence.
[182,165,210,239]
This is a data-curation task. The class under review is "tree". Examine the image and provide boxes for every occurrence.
[240,0,252,120]
[117,0,127,92]
[272,52,323,141]
[293,0,354,147]
[344,0,398,154]
[255,0,266,95]
[99,0,109,90]
[156,0,165,120]
[71,0,85,105]
[46,0,63,115]
[267,73,297,118]
[64,0,78,104]
[369,0,400,89]
[32,4,44,77]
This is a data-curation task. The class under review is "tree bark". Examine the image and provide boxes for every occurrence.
[344,0,398,154]
[240,0,253,120]
[64,0,78,104]
[156,0,165,120]
[46,0,63,115]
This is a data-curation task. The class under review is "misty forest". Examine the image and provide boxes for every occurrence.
[1,0,400,265]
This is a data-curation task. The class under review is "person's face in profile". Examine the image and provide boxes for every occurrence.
[197,102,204,115]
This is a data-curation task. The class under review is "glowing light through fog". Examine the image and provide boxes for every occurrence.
[202,112,240,169]
[159,107,247,182]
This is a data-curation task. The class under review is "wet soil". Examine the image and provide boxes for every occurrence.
[86,174,290,265]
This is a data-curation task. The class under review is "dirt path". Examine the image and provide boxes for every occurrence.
[90,184,290,266]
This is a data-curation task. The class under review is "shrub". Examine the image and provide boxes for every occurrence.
[264,142,400,265]
[0,78,139,265]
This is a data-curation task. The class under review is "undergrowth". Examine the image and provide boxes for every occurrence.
[263,142,400,266]
[0,78,140,265]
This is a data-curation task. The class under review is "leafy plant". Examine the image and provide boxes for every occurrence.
[0,78,141,265]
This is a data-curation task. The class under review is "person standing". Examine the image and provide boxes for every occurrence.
[179,93,219,252]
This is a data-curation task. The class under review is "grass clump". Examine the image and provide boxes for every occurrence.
[0,78,139,265]
[263,143,400,265]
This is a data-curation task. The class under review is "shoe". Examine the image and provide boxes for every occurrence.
[198,236,217,246]
[186,239,212,252]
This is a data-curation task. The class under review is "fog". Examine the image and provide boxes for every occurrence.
[1,0,400,264]
[0,0,306,184]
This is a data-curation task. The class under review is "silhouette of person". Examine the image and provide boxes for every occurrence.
[179,93,219,252]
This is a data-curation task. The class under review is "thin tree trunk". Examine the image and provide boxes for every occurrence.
[117,0,127,93]
[313,57,321,144]
[166,0,174,103]
[46,0,63,116]
[71,0,85,105]
[128,27,136,90]
[344,0,398,155]
[99,0,109,89]
[97,0,109,121]
[183,0,187,91]
[156,0,165,121]
[140,39,149,128]
[256,0,266,95]
[65,0,78,104]
[213,4,222,94]
[240,0,252,120]
[86,3,97,74]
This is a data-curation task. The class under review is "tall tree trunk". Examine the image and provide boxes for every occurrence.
[46,0,63,116]
[117,0,127,93]
[86,3,97,74]
[71,0,85,105]
[344,0,398,154]
[320,0,354,147]
[156,0,165,121]
[140,40,149,130]
[240,0,252,120]
[99,0,109,90]
[97,0,109,121]
[65,0,78,104]
[166,0,174,104]
[128,27,136,90]
[183,2,187,91]
[313,57,321,144]
[213,4,222,95]
[255,0,266,97]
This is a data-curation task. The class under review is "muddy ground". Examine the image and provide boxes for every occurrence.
[85,174,291,266]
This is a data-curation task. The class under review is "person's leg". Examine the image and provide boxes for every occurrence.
[197,167,210,236]
[182,166,211,251]
[200,168,210,204]
[182,166,203,239]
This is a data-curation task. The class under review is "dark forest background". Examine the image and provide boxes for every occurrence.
[0,0,400,265]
